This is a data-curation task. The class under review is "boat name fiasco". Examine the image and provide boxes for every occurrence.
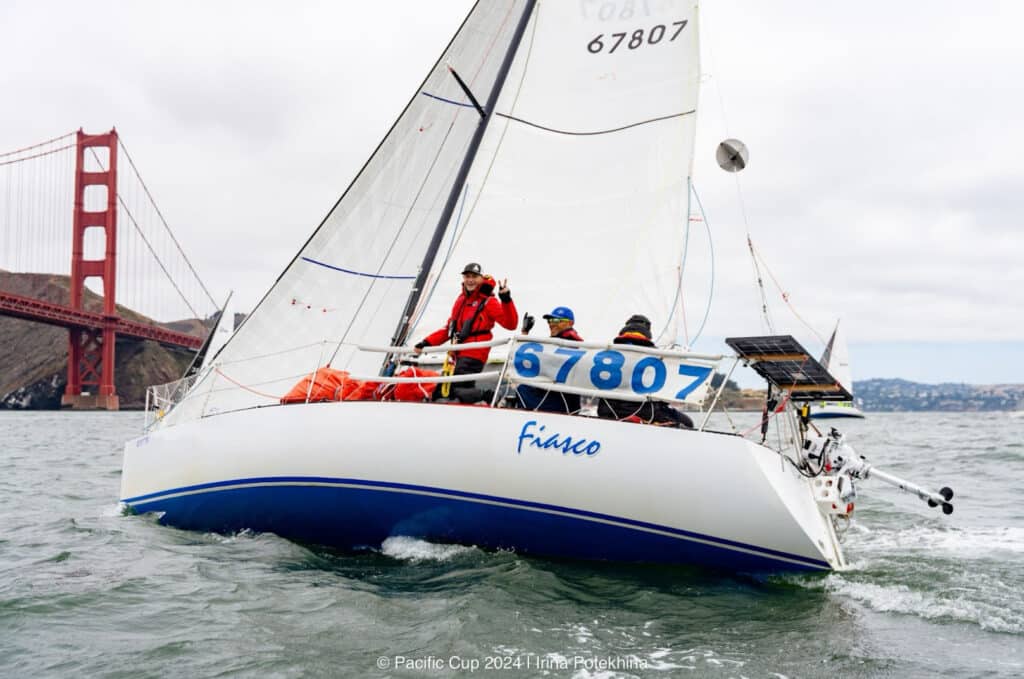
[516,420,601,457]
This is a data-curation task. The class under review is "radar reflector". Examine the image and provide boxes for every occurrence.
[716,138,748,172]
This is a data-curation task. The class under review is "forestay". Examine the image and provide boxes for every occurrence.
[411,0,701,349]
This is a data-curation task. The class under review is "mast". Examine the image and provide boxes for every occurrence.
[385,0,538,370]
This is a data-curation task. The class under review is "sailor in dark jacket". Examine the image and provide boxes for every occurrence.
[597,314,694,428]
[517,306,583,414]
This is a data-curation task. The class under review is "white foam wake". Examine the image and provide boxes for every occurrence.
[380,536,476,562]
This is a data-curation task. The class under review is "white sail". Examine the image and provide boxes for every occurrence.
[198,291,236,373]
[164,2,532,424]
[811,319,865,419]
[820,320,854,394]
[411,1,701,347]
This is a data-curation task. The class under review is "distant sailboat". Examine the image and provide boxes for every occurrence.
[181,291,236,380]
[810,320,865,419]
[198,291,236,373]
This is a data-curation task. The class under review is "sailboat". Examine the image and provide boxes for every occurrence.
[120,1,953,572]
[810,320,866,419]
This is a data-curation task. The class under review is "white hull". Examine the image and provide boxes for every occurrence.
[810,403,866,419]
[121,402,847,572]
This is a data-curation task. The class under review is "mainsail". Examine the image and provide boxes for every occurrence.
[165,0,701,424]
[411,0,701,348]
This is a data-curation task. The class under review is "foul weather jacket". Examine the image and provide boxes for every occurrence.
[420,289,519,363]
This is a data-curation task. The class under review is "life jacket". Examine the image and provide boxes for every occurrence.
[556,328,584,342]
[422,288,518,363]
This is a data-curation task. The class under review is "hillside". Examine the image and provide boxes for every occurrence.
[0,271,206,409]
[854,378,1023,412]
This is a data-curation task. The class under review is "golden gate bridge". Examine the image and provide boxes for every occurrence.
[0,129,219,409]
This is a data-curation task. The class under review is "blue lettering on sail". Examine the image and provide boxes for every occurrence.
[516,420,601,457]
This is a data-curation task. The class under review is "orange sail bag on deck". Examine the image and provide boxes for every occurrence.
[391,367,440,402]
[280,368,351,404]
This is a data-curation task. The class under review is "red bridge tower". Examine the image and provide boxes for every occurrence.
[62,129,120,410]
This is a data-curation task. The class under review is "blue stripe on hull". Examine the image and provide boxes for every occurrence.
[124,478,829,572]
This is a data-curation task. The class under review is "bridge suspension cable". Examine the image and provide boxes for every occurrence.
[0,131,76,160]
[117,138,217,311]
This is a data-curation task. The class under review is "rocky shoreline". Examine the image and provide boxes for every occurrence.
[0,271,204,410]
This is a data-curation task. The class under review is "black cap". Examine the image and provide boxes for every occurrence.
[625,314,651,328]
[462,262,482,275]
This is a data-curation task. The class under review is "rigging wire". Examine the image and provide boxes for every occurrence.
[657,178,693,347]
[747,234,774,334]
[702,18,774,334]
[688,182,716,345]
[748,239,828,345]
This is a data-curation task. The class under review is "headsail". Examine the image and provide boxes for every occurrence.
[164,2,535,424]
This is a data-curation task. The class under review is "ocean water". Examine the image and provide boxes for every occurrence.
[1,410,1021,678]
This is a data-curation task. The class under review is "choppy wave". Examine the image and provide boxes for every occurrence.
[822,577,1023,634]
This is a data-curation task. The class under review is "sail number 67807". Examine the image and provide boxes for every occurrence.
[513,342,711,400]
[587,20,688,54]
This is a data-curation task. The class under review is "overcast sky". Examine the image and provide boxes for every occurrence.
[1,1,1022,386]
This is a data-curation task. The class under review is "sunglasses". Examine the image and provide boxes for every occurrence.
[546,318,570,324]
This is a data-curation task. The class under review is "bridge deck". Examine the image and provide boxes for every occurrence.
[0,290,203,349]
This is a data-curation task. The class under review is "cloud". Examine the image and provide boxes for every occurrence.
[692,0,1024,350]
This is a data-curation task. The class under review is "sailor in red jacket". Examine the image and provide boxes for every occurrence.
[412,262,518,388]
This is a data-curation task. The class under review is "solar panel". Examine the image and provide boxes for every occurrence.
[725,335,852,402]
